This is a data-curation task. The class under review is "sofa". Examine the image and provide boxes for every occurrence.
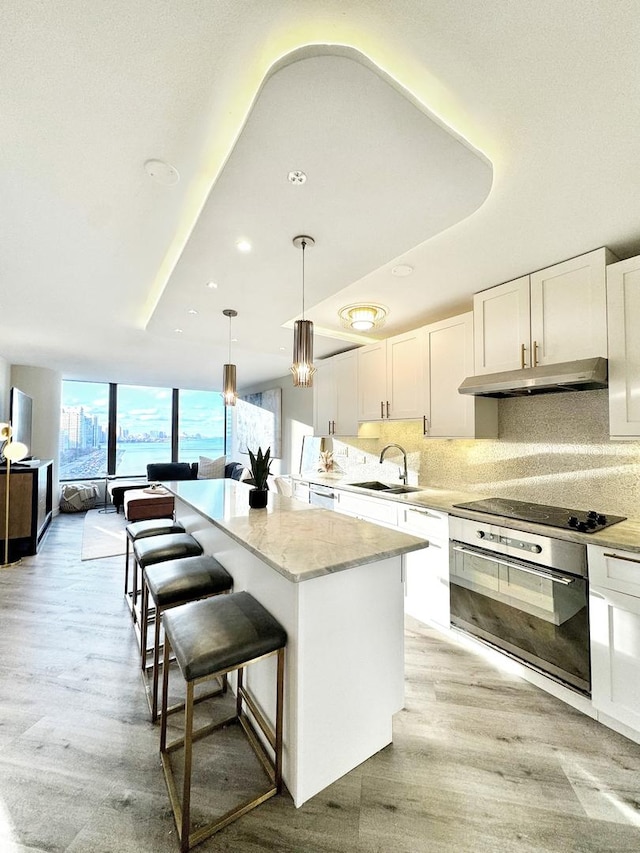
[108,460,247,512]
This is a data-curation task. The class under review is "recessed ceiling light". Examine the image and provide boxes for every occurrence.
[174,328,183,333]
[144,159,180,186]
[288,170,307,185]
[392,264,414,277]
[236,238,252,253]
[187,308,198,315]
[206,281,218,289]
[279,346,286,351]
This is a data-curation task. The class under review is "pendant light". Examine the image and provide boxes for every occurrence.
[222,309,238,406]
[290,235,316,388]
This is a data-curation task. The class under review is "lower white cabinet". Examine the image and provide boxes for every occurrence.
[589,545,640,732]
[335,488,450,629]
[397,505,450,629]
[334,490,398,529]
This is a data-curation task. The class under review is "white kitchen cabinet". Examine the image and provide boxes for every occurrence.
[292,479,310,504]
[423,312,497,438]
[357,330,425,421]
[606,254,640,438]
[397,504,450,629]
[589,545,640,733]
[474,248,613,375]
[313,350,358,436]
[334,490,399,529]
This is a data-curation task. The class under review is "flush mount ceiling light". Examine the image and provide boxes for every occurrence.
[206,281,218,289]
[222,309,238,406]
[339,303,388,332]
[290,235,316,388]
[236,238,252,253]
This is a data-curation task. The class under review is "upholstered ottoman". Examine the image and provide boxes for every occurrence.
[124,487,175,522]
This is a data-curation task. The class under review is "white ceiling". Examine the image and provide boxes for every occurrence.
[3,1,640,392]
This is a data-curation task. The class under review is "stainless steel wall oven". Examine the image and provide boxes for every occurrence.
[449,515,591,695]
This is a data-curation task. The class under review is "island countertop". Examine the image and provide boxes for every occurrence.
[167,478,427,583]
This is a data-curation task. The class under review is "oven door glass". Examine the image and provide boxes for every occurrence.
[450,541,590,695]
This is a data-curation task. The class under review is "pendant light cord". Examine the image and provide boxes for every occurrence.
[228,312,232,362]
[301,238,306,320]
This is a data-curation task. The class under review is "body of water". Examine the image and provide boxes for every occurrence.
[59,438,225,480]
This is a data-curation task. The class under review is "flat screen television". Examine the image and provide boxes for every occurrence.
[9,387,33,452]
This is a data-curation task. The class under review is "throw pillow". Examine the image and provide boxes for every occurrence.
[197,455,226,479]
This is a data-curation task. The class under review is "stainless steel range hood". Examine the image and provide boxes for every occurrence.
[458,357,608,398]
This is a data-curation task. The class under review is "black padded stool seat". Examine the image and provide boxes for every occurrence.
[146,555,233,608]
[166,591,286,681]
[160,591,287,851]
[141,555,233,721]
[124,519,186,619]
[133,532,203,567]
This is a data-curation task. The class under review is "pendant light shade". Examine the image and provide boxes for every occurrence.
[221,309,238,406]
[291,235,316,388]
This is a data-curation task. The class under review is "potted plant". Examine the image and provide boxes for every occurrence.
[247,446,272,509]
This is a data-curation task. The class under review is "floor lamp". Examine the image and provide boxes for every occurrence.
[1,423,29,569]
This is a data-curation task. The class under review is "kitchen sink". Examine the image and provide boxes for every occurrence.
[349,481,422,494]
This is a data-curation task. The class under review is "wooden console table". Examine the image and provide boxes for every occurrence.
[0,460,53,560]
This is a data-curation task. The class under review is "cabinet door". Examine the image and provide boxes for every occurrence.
[590,584,640,732]
[357,341,387,421]
[333,351,358,435]
[398,506,449,629]
[606,254,640,438]
[334,490,398,528]
[386,330,425,419]
[473,276,531,373]
[530,248,609,366]
[313,360,336,436]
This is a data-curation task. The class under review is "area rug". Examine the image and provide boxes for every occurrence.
[81,509,127,560]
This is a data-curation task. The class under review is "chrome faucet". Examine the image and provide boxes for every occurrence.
[379,443,408,485]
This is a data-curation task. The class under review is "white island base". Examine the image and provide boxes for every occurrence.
[176,498,407,807]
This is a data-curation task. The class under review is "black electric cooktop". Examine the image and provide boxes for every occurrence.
[452,497,626,533]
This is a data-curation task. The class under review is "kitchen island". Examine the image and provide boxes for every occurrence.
[166,478,427,807]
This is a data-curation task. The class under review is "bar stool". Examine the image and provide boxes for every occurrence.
[141,554,233,721]
[160,592,286,852]
[132,533,203,644]
[125,518,186,620]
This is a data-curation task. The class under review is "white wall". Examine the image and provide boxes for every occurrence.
[0,355,10,422]
[237,375,313,475]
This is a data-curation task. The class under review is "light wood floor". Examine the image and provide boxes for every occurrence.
[1,513,640,852]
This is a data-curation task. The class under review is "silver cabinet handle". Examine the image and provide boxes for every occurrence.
[423,415,429,436]
[533,340,539,367]
[386,401,390,418]
[451,544,575,584]
[405,507,439,519]
[380,401,384,419]
[520,343,527,369]
[603,552,640,564]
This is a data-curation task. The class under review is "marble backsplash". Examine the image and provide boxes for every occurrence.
[328,389,640,519]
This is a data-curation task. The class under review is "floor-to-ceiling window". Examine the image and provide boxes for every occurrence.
[59,380,109,479]
[115,384,172,476]
[177,389,225,462]
[59,380,226,480]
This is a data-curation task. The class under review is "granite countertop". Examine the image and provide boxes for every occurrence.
[294,473,640,554]
[166,478,427,583]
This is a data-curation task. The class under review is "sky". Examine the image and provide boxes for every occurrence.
[61,381,225,437]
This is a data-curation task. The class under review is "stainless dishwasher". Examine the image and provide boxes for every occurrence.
[308,484,336,510]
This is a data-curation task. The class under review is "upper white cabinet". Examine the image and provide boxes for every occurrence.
[357,330,425,421]
[423,312,497,438]
[606,254,640,438]
[313,350,358,436]
[474,248,614,374]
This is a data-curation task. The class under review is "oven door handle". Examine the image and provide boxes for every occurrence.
[451,544,575,585]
